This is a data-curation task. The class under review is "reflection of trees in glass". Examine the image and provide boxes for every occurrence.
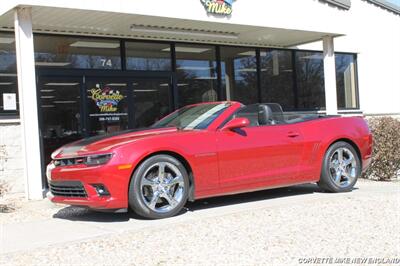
[335,54,356,109]
[260,51,295,110]
[0,53,17,72]
[127,58,170,71]
[176,59,218,107]
[296,52,325,110]
[233,56,258,104]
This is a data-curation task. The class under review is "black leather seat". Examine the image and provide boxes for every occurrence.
[258,104,274,125]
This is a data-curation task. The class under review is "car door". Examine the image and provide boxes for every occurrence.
[216,105,304,188]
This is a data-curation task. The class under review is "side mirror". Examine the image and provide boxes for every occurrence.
[221,117,250,131]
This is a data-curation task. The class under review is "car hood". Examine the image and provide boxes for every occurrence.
[51,127,179,159]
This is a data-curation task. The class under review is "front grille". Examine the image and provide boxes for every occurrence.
[49,181,87,198]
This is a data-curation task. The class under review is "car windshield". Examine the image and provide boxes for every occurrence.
[152,102,230,130]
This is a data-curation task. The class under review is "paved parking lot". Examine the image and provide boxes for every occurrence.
[0,179,399,266]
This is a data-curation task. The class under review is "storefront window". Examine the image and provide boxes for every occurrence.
[260,50,295,110]
[126,42,171,71]
[175,44,218,107]
[133,78,172,128]
[336,53,358,109]
[34,35,121,69]
[86,80,129,135]
[38,77,83,165]
[220,47,258,105]
[295,51,325,110]
[0,32,19,117]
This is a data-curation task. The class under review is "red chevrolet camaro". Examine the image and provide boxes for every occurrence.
[47,102,373,219]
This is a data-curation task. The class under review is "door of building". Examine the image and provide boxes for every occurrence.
[85,76,173,135]
[37,72,173,186]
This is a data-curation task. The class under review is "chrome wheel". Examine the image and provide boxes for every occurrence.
[329,147,357,188]
[140,162,185,213]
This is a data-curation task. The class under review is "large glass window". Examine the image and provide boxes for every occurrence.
[295,51,325,110]
[175,44,218,107]
[86,79,129,136]
[220,47,258,105]
[336,53,358,109]
[38,77,83,165]
[260,50,295,110]
[126,42,171,71]
[133,78,172,128]
[0,32,18,117]
[34,35,121,69]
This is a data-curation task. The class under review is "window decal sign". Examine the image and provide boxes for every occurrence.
[90,85,124,113]
[201,0,235,16]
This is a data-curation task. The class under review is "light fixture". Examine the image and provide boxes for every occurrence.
[194,76,217,80]
[159,83,170,87]
[41,105,55,108]
[0,73,17,77]
[70,41,120,49]
[238,51,256,56]
[134,89,157,92]
[163,47,210,53]
[105,83,127,87]
[300,54,323,60]
[0,37,14,44]
[36,62,71,67]
[130,24,238,40]
[177,66,214,70]
[177,83,189,87]
[45,83,79,86]
[40,89,55,93]
[237,68,257,72]
[53,101,77,104]
[40,96,55,99]
[0,82,13,85]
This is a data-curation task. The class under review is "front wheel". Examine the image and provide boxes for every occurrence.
[129,154,189,219]
[318,141,361,192]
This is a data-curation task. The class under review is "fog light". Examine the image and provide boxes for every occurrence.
[91,184,110,197]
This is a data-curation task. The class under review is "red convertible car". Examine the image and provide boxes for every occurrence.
[47,102,373,219]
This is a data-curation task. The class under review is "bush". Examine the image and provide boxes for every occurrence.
[363,117,400,181]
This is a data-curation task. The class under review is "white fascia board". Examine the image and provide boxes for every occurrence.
[0,0,346,36]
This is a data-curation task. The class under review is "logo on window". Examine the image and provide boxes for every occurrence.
[90,85,124,113]
[200,0,235,16]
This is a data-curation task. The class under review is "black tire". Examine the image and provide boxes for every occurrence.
[318,141,361,193]
[129,154,189,219]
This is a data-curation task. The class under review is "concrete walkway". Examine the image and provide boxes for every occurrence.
[0,179,399,265]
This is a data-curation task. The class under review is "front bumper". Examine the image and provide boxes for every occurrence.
[46,161,133,210]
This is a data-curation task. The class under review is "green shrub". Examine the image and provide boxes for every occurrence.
[363,117,400,181]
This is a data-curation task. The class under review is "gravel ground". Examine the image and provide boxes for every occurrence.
[0,179,399,266]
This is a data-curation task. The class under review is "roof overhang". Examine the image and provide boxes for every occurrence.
[0,1,345,48]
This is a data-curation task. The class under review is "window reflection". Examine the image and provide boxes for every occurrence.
[126,42,171,71]
[38,78,82,165]
[336,54,358,109]
[220,47,258,104]
[34,36,121,69]
[295,51,325,110]
[87,81,129,135]
[0,33,18,116]
[133,79,172,128]
[260,50,295,110]
[175,44,218,107]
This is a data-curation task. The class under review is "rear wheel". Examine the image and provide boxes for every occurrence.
[129,154,189,219]
[318,141,361,192]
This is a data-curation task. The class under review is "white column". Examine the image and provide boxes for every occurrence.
[14,7,43,199]
[323,36,338,115]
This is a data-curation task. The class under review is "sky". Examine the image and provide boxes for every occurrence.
[385,0,400,6]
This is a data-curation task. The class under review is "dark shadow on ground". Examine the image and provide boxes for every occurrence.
[53,183,358,222]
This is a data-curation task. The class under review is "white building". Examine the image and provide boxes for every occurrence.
[0,0,399,199]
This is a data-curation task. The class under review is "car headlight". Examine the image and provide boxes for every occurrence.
[85,154,113,166]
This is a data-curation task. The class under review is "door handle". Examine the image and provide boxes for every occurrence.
[287,131,300,138]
